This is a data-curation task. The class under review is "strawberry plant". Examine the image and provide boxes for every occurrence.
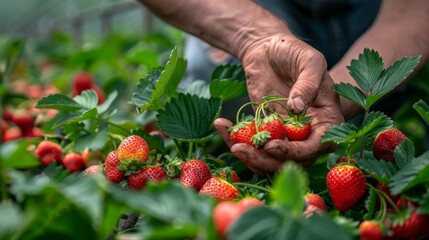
[2,31,429,240]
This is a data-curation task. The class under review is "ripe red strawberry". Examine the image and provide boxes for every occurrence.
[127,165,167,190]
[216,167,240,183]
[63,152,85,173]
[117,135,149,163]
[83,165,102,175]
[258,114,287,141]
[213,201,242,238]
[304,193,326,216]
[229,121,256,145]
[72,72,94,94]
[326,165,367,211]
[359,220,383,240]
[199,177,240,201]
[180,159,212,191]
[213,197,263,238]
[104,150,125,183]
[283,114,312,141]
[391,211,429,239]
[336,156,356,165]
[237,197,264,211]
[11,110,34,136]
[34,140,63,166]
[373,129,406,161]
[2,127,22,142]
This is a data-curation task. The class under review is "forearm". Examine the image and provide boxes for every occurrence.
[137,0,292,59]
[330,0,429,119]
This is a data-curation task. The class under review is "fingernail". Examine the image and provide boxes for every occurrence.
[291,96,305,113]
[234,151,249,161]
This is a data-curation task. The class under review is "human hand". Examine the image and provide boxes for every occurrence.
[215,34,344,174]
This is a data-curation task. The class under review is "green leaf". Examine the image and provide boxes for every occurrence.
[181,80,211,98]
[417,191,429,214]
[363,187,378,220]
[211,64,245,82]
[270,162,308,217]
[0,203,23,240]
[74,122,109,152]
[365,94,385,110]
[373,55,420,95]
[210,79,247,102]
[157,94,221,141]
[413,99,429,125]
[97,90,118,114]
[0,140,40,168]
[320,123,359,144]
[34,94,83,111]
[132,68,163,109]
[109,181,211,225]
[394,139,415,169]
[390,151,429,195]
[66,108,98,124]
[300,214,352,240]
[357,157,398,184]
[132,47,187,112]
[73,90,98,109]
[359,112,394,138]
[333,83,366,109]
[346,48,384,92]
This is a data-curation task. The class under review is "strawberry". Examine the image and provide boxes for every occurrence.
[326,165,367,211]
[257,113,287,142]
[215,167,240,183]
[283,114,312,141]
[11,110,34,136]
[127,165,167,190]
[336,156,356,165]
[213,197,263,238]
[2,127,22,142]
[180,159,212,191]
[391,211,429,239]
[199,177,240,201]
[34,140,63,166]
[81,148,104,167]
[117,135,149,163]
[63,152,85,173]
[229,121,256,145]
[104,150,125,183]
[72,72,94,94]
[372,129,406,161]
[83,165,102,175]
[304,193,326,216]
[236,197,264,211]
[359,220,383,240]
[213,201,242,238]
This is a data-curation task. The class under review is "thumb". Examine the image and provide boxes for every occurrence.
[287,57,327,115]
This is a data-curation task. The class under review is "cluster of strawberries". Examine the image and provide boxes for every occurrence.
[32,140,93,173]
[91,134,266,237]
[228,97,312,148]
[326,129,429,239]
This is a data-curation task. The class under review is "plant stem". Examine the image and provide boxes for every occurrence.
[187,141,194,159]
[109,121,130,135]
[0,157,9,201]
[173,138,187,161]
[360,109,369,160]
[234,182,270,192]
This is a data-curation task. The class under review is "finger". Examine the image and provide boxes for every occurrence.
[214,118,234,148]
[287,54,327,115]
[231,143,284,173]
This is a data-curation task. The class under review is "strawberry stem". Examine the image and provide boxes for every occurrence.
[360,110,369,160]
[173,138,187,161]
[234,182,270,192]
[187,141,194,159]
[235,101,259,124]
